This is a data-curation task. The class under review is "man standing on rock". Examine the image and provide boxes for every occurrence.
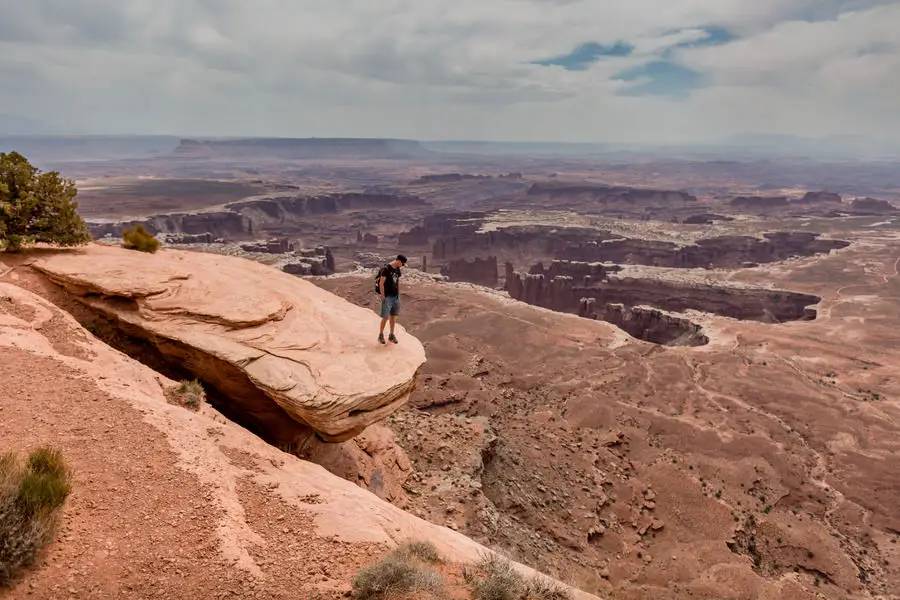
[377,255,407,344]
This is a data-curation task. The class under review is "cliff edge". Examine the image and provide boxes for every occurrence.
[0,272,598,599]
[31,244,426,444]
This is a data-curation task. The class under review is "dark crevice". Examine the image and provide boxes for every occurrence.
[73,307,316,448]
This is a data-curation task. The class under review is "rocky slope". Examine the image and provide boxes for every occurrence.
[316,233,900,599]
[0,254,595,600]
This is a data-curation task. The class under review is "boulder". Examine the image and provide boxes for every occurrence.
[32,244,426,443]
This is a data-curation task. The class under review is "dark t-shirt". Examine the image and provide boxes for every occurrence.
[379,264,401,297]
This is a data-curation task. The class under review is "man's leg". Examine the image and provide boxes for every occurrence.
[388,296,400,343]
[379,317,388,334]
[378,298,389,343]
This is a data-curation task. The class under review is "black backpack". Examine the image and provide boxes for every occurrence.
[374,265,385,294]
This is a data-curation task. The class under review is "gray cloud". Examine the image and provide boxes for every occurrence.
[0,0,898,142]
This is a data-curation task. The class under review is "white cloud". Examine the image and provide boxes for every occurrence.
[0,0,898,142]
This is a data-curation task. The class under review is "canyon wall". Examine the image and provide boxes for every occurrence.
[796,191,842,204]
[578,299,709,346]
[90,211,251,239]
[432,224,614,260]
[851,197,898,215]
[506,267,822,324]
[560,233,849,269]
[731,196,790,210]
[89,192,426,241]
[440,256,499,287]
[526,182,698,208]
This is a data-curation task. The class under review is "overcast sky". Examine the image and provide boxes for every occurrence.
[1,0,899,143]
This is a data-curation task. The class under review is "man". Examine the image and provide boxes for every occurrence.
[377,254,407,344]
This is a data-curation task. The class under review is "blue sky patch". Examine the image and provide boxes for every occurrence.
[613,60,704,99]
[531,41,633,71]
[668,26,737,51]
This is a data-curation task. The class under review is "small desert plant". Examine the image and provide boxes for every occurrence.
[465,553,526,600]
[166,379,205,410]
[352,541,445,600]
[122,225,160,253]
[464,553,573,600]
[0,446,72,587]
[396,540,441,563]
[526,576,574,600]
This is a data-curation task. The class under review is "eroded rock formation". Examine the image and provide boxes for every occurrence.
[578,300,709,346]
[506,262,822,331]
[560,233,849,269]
[32,245,426,444]
[432,223,611,260]
[851,197,898,214]
[682,213,734,224]
[89,193,427,242]
[526,182,698,209]
[356,231,379,244]
[731,196,790,210]
[227,193,426,222]
[241,237,295,254]
[90,211,251,239]
[795,191,842,204]
[440,256,499,287]
[163,232,220,244]
[398,225,431,247]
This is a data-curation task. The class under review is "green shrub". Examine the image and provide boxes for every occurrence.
[0,152,91,252]
[0,446,72,587]
[352,543,445,600]
[122,225,159,253]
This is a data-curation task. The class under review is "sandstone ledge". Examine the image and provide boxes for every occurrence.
[32,244,426,442]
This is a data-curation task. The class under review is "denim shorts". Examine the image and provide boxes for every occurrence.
[380,295,401,318]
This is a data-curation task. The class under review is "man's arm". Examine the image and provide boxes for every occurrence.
[379,275,387,299]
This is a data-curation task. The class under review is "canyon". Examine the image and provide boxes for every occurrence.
[503,260,821,344]
[4,133,900,600]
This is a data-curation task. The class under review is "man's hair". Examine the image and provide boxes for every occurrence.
[396,254,408,265]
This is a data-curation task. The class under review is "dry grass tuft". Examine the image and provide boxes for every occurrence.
[464,553,573,600]
[465,553,525,600]
[166,379,206,411]
[0,446,72,588]
[396,540,441,563]
[525,576,574,600]
[352,540,446,600]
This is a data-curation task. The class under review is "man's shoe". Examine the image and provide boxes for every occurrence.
[388,333,398,344]
[378,334,386,345]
